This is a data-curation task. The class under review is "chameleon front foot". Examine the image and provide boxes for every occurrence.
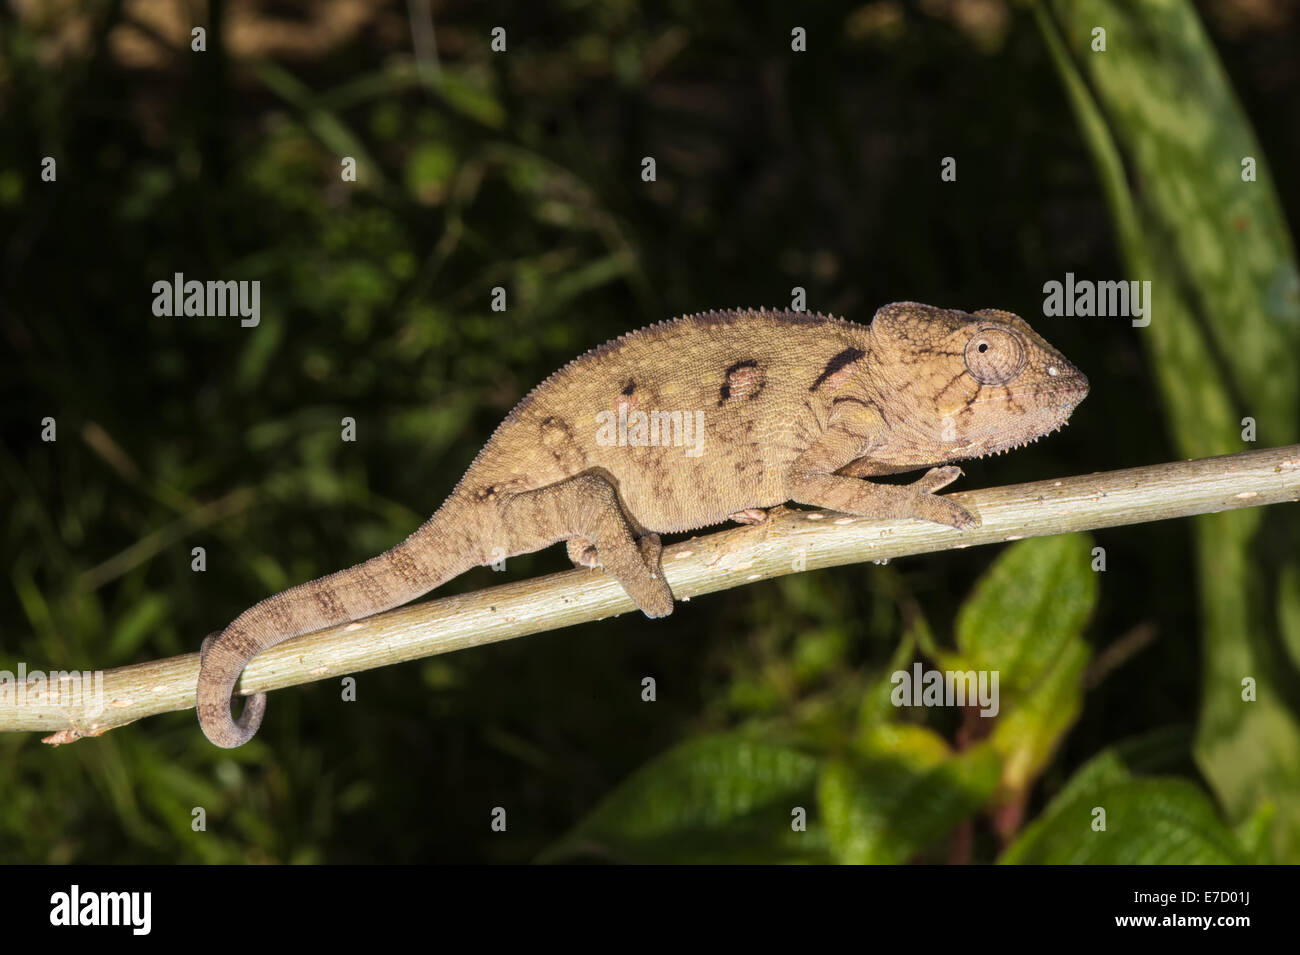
[787,466,980,531]
[908,467,979,529]
[909,492,979,530]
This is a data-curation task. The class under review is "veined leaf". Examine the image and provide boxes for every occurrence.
[1040,0,1300,860]
[542,733,826,863]
[943,535,1097,797]
[950,533,1097,696]
[1000,776,1253,864]
[819,729,1000,864]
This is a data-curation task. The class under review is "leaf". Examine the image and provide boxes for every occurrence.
[1020,729,1188,825]
[990,640,1089,795]
[999,777,1254,864]
[819,729,1001,864]
[1234,803,1276,865]
[950,533,1097,696]
[1040,0,1300,861]
[1002,738,1256,863]
[940,535,1098,795]
[542,733,826,863]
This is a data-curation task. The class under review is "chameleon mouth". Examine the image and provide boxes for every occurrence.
[972,383,1089,406]
[979,423,1066,457]
[961,406,1080,460]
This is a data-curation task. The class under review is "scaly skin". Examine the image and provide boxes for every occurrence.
[198,302,1088,746]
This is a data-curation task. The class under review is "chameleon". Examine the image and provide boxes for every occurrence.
[198,302,1089,747]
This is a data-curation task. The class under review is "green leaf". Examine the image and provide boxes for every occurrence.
[1040,0,1300,861]
[940,535,1097,795]
[1234,803,1276,865]
[1048,1,1300,432]
[532,253,636,320]
[542,733,826,863]
[949,533,1097,696]
[990,640,1089,795]
[1000,777,1254,864]
[819,730,1001,864]
[1019,729,1188,825]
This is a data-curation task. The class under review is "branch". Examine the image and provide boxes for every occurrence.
[7,444,1299,744]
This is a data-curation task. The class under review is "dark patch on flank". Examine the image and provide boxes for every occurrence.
[622,379,636,396]
[719,359,764,405]
[810,347,866,391]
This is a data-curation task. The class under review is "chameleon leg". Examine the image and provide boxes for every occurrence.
[502,473,675,617]
[788,403,978,529]
[788,466,978,529]
[727,505,790,524]
[566,536,600,568]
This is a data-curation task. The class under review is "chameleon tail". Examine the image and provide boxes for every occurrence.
[197,503,481,747]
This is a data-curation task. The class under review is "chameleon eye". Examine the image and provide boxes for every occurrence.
[964,327,1025,386]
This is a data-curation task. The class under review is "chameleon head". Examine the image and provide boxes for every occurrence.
[868,302,1089,460]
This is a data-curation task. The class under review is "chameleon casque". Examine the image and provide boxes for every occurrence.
[198,302,1088,747]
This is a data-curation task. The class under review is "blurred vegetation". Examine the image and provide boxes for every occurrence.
[1,0,1297,863]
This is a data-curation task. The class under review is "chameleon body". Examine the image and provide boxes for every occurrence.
[198,302,1088,746]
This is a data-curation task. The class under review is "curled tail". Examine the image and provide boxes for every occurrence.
[197,504,481,747]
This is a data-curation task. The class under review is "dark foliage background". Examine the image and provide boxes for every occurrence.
[2,0,1297,863]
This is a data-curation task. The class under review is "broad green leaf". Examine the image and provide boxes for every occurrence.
[1040,0,1300,861]
[1234,804,1276,865]
[949,533,1097,696]
[939,535,1097,795]
[1000,777,1254,864]
[859,722,954,768]
[542,733,826,863]
[990,640,1089,794]
[819,730,1000,864]
[1016,729,1192,829]
[1049,1,1300,425]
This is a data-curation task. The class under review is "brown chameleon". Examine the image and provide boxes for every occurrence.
[198,302,1088,746]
